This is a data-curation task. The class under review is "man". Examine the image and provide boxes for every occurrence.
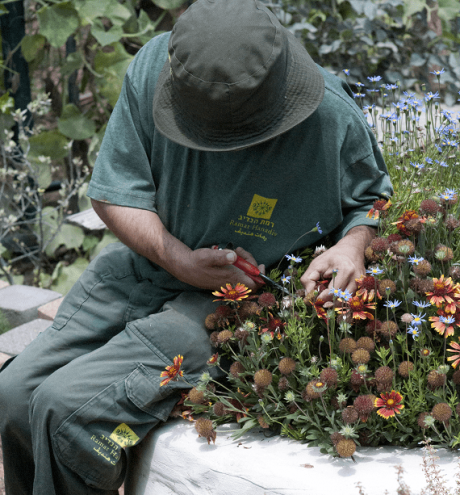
[0,0,392,493]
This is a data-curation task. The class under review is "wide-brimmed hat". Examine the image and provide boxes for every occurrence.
[152,0,325,152]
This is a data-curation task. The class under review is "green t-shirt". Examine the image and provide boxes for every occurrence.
[88,32,393,274]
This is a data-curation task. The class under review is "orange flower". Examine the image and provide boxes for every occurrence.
[160,355,184,386]
[366,198,392,220]
[394,209,419,236]
[339,294,375,320]
[312,298,328,322]
[447,338,460,368]
[429,311,457,338]
[426,275,460,309]
[207,353,219,366]
[355,275,382,301]
[375,390,404,418]
[212,283,251,302]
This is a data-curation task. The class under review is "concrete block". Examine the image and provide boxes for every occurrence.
[0,319,50,356]
[0,280,9,290]
[0,285,61,327]
[38,297,64,321]
[124,419,460,495]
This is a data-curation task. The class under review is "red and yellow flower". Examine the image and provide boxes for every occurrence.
[447,338,460,368]
[212,283,251,302]
[425,275,460,310]
[207,353,219,366]
[429,310,458,338]
[339,294,376,320]
[160,355,184,386]
[312,298,328,322]
[366,198,392,220]
[375,390,404,418]
[355,275,382,301]
[394,209,419,236]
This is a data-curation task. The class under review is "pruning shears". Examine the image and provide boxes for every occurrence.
[212,243,291,296]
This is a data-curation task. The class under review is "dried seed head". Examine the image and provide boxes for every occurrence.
[449,265,460,282]
[278,376,289,391]
[405,218,424,234]
[320,367,339,388]
[413,259,432,277]
[378,279,397,295]
[188,387,206,405]
[195,418,216,444]
[353,395,375,417]
[330,432,345,446]
[350,370,364,392]
[398,361,414,378]
[336,439,356,458]
[210,331,220,347]
[258,292,277,308]
[396,240,415,256]
[339,338,357,354]
[279,357,296,375]
[217,330,233,344]
[365,246,381,262]
[370,237,389,253]
[356,337,375,353]
[213,402,227,417]
[420,199,440,216]
[378,320,398,340]
[238,301,260,319]
[229,361,245,378]
[205,313,218,330]
[413,278,435,295]
[431,403,452,422]
[254,369,273,388]
[342,406,359,424]
[351,348,370,365]
[435,245,454,262]
[445,214,460,232]
[452,370,460,385]
[305,380,322,400]
[234,328,249,344]
[427,370,446,389]
[375,366,394,384]
[365,319,382,337]
[215,305,233,318]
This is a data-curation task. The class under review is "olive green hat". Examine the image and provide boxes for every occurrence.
[152,0,325,151]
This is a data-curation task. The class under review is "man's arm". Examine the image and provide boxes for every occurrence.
[301,225,375,299]
[91,199,265,291]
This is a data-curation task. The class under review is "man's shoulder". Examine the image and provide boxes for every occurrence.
[126,31,172,87]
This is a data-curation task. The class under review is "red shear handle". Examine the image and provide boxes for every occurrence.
[234,256,265,285]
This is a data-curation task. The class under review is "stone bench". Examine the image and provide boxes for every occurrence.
[124,419,460,495]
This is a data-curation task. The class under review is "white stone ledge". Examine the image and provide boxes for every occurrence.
[124,419,460,495]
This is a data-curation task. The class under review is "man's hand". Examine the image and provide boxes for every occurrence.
[178,246,265,291]
[301,225,375,301]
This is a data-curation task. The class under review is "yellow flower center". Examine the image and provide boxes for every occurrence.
[387,399,394,406]
[315,382,324,388]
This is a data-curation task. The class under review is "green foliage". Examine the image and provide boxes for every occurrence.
[0,309,11,335]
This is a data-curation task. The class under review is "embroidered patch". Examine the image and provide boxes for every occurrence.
[109,423,140,448]
[247,194,278,219]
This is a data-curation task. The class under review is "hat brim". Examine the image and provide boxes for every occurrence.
[152,30,325,152]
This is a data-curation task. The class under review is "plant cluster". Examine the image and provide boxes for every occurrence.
[158,71,460,460]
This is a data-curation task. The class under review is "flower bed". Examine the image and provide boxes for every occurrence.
[164,73,460,460]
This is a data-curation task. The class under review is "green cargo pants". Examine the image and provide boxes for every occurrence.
[0,243,222,495]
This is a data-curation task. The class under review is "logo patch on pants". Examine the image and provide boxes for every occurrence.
[109,423,140,448]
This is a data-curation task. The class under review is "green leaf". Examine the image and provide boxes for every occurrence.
[91,19,124,46]
[29,156,52,189]
[104,0,132,26]
[37,2,80,48]
[45,223,85,256]
[0,92,15,114]
[78,183,91,211]
[58,104,96,140]
[151,0,186,9]
[91,231,118,259]
[28,130,69,161]
[436,0,460,22]
[51,258,90,295]
[402,0,426,23]
[21,34,46,63]
[61,51,83,76]
[82,235,101,253]
[73,0,107,23]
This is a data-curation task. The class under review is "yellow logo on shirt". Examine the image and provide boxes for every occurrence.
[109,423,140,448]
[247,194,278,219]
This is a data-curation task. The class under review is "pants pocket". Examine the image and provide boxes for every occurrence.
[52,365,178,490]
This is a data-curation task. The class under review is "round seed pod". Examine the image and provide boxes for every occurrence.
[258,292,277,308]
[398,361,414,378]
[229,361,245,378]
[234,328,249,344]
[427,370,446,389]
[339,338,357,354]
[213,402,227,417]
[416,278,435,295]
[420,199,440,216]
[378,321,398,340]
[210,331,220,347]
[304,380,322,400]
[449,265,460,281]
[353,395,375,418]
[431,403,452,422]
[452,370,460,385]
[279,357,296,375]
[413,259,432,277]
[320,367,339,388]
[376,381,392,393]
[417,412,431,429]
[278,376,289,391]
[330,432,345,446]
[342,406,359,424]
[365,246,380,262]
[254,369,273,388]
[370,237,389,253]
[365,319,382,337]
[336,439,356,458]
[217,330,233,344]
[375,366,394,384]
[188,387,206,405]
[205,313,218,330]
[195,418,216,444]
[378,279,397,295]
[350,370,364,391]
[395,240,415,256]
[238,300,260,319]
[356,337,375,353]
[351,348,370,365]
